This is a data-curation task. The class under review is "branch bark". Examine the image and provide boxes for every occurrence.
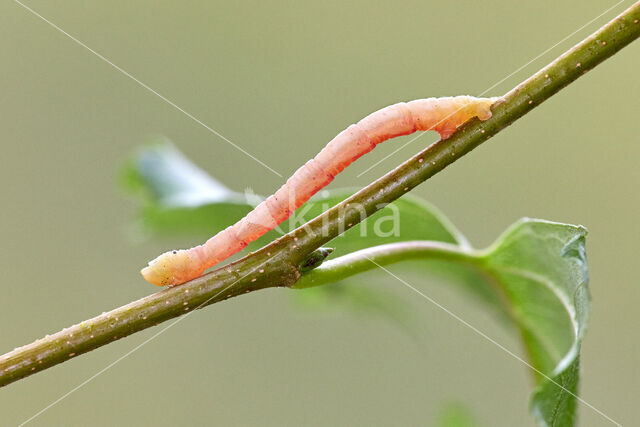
[2,1,639,388]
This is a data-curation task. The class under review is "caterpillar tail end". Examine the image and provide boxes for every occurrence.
[141,249,205,287]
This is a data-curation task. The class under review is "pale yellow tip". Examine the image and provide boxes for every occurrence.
[140,250,206,287]
[140,263,168,287]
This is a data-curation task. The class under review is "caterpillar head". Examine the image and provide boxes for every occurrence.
[473,97,501,121]
[141,249,205,287]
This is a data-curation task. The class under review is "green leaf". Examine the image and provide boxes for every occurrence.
[296,219,589,426]
[122,138,253,234]
[481,219,589,426]
[122,141,590,426]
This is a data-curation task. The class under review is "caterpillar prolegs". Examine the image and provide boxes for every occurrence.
[141,95,499,286]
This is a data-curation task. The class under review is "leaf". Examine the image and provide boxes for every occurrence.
[480,220,589,426]
[122,138,253,234]
[295,219,589,426]
[479,220,589,426]
[123,137,246,206]
[122,141,590,425]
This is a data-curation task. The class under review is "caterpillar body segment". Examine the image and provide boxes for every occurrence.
[141,95,499,286]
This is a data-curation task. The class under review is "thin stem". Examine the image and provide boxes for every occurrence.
[294,241,476,289]
[2,2,639,387]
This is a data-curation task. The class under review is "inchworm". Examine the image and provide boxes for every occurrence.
[141,95,499,286]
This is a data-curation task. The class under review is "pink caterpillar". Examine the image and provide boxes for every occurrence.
[141,96,498,286]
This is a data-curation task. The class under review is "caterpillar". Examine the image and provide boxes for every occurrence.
[141,95,499,286]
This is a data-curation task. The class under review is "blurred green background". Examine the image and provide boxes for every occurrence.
[1,1,638,425]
